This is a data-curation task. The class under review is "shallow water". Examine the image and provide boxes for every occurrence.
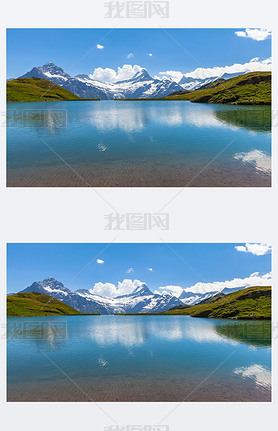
[7,101,271,187]
[7,315,271,401]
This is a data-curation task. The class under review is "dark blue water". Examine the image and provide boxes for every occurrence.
[7,101,271,186]
[7,315,271,401]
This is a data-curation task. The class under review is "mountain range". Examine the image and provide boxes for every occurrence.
[16,276,255,314]
[164,286,271,320]
[19,277,184,314]
[20,63,183,99]
[19,62,253,99]
[178,286,247,305]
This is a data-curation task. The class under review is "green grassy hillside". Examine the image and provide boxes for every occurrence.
[164,72,271,105]
[163,286,271,320]
[7,292,83,316]
[7,77,82,102]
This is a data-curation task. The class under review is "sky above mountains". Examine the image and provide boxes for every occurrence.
[7,243,271,296]
[7,28,271,80]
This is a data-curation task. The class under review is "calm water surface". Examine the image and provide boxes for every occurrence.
[7,315,271,401]
[7,101,271,187]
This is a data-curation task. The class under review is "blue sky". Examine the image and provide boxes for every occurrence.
[7,243,271,295]
[6,28,271,79]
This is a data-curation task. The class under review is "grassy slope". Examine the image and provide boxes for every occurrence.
[163,286,271,320]
[7,77,83,102]
[7,292,83,316]
[164,72,271,105]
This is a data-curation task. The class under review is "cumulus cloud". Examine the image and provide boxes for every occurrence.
[91,279,143,298]
[235,28,271,41]
[97,258,104,264]
[148,268,153,271]
[90,64,143,83]
[148,53,153,57]
[158,285,183,296]
[159,57,272,82]
[127,53,134,59]
[127,267,134,273]
[158,70,183,82]
[235,243,271,256]
[96,44,104,49]
[159,272,272,297]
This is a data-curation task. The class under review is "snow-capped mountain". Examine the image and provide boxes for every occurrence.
[178,71,246,91]
[20,63,184,99]
[20,277,184,314]
[178,285,247,305]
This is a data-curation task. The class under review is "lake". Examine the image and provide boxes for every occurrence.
[7,101,271,187]
[7,315,271,402]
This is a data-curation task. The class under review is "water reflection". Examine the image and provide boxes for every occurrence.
[86,104,149,132]
[234,150,271,174]
[234,364,271,388]
[7,319,67,351]
[7,102,271,135]
[215,321,271,347]
[87,319,150,347]
[214,107,271,133]
[7,109,67,135]
[7,316,271,352]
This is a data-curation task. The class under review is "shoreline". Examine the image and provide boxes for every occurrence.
[7,98,271,105]
[7,376,271,402]
[7,162,271,188]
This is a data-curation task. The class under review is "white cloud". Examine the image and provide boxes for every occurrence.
[90,64,143,84]
[158,70,183,82]
[235,28,271,41]
[127,53,134,59]
[159,272,272,297]
[158,285,183,296]
[91,282,117,297]
[235,243,271,256]
[148,53,153,57]
[97,258,104,264]
[148,268,153,271]
[159,57,272,82]
[96,44,104,49]
[250,271,259,277]
[127,267,134,273]
[91,279,143,298]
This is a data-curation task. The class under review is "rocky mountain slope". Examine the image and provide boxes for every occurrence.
[165,72,271,105]
[19,277,184,314]
[165,286,271,319]
[20,63,184,99]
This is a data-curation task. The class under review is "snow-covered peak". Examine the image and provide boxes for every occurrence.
[132,68,152,81]
[115,283,153,299]
[19,63,183,99]
[114,68,152,84]
[132,283,153,296]
[21,63,70,82]
[19,278,183,314]
[40,62,68,75]
[21,277,71,295]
